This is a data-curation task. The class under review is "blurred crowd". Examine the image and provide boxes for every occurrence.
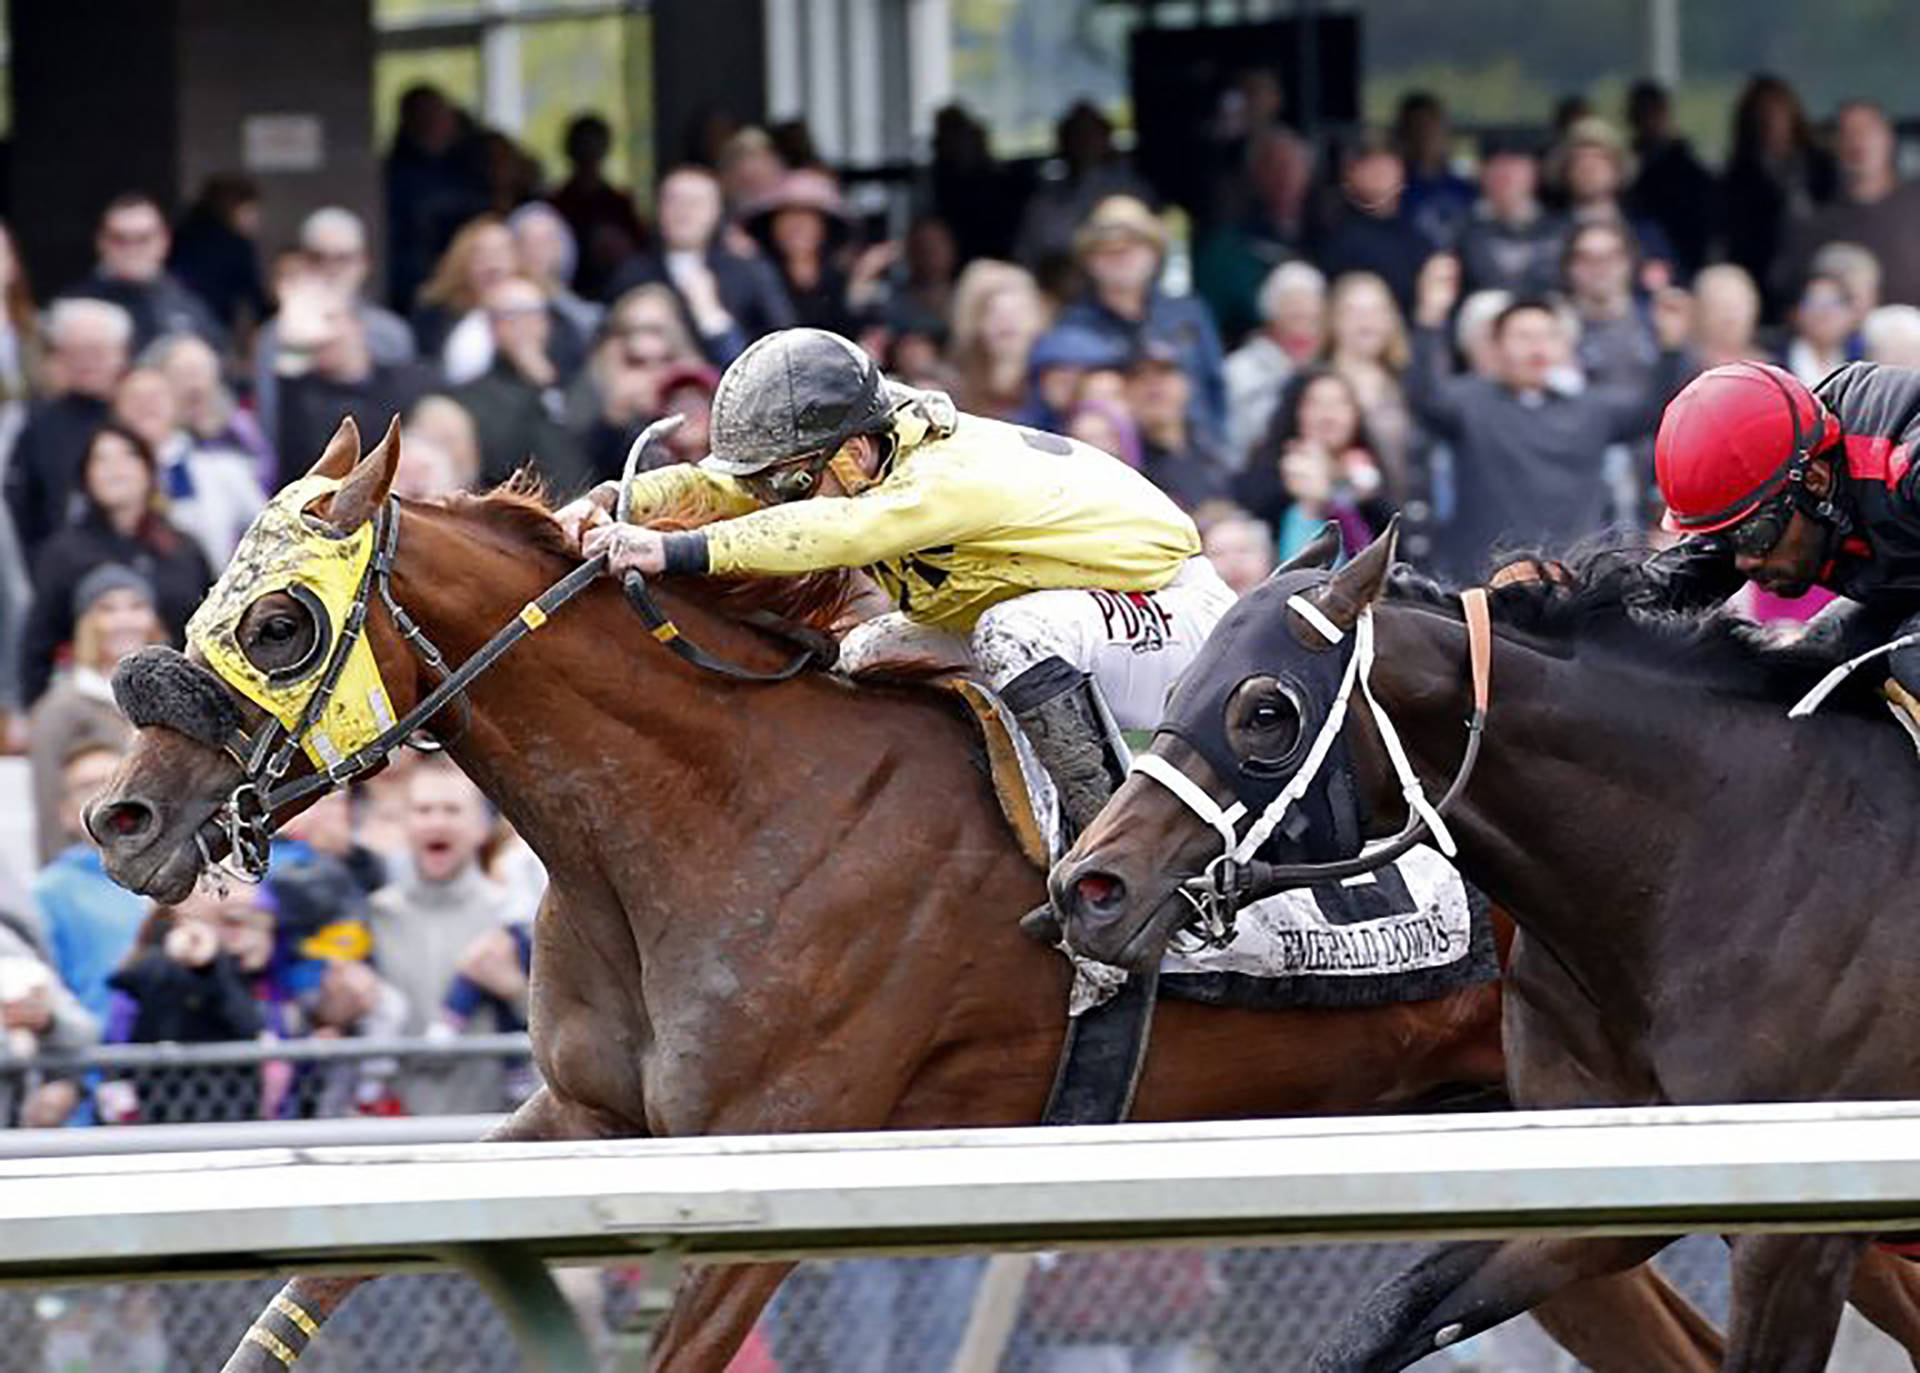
[0,69,1912,1130]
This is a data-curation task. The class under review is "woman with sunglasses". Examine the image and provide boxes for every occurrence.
[556,328,1233,938]
[1647,359,1920,682]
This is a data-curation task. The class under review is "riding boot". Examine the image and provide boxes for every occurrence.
[1003,657,1121,946]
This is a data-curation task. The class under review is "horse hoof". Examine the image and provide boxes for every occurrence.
[1019,903,1063,946]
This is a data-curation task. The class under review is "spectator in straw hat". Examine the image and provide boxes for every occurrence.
[1012,100,1155,289]
[1056,194,1227,443]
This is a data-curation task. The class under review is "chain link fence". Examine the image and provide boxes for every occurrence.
[0,1033,536,1127]
[0,1039,1896,1370]
[0,1239,1762,1373]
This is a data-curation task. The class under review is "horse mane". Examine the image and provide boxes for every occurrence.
[439,469,862,636]
[1386,545,1886,719]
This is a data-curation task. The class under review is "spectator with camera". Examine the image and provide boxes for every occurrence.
[1236,365,1393,561]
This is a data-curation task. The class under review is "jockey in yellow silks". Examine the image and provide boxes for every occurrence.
[556,329,1234,933]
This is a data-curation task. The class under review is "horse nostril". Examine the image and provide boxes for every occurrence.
[92,799,156,846]
[1074,871,1127,914]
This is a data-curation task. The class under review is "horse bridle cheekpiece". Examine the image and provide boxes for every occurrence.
[1129,569,1492,946]
[113,416,822,885]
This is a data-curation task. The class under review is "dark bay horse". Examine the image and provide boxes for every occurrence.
[1052,528,1920,1370]
[90,424,1739,1371]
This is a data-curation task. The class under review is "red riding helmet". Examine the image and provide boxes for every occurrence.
[1655,361,1841,534]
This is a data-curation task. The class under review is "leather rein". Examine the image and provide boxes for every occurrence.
[203,417,825,881]
[1131,587,1493,946]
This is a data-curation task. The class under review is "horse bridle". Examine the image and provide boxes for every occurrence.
[197,418,826,883]
[1130,587,1493,946]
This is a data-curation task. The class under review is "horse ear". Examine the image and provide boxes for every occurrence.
[326,416,402,533]
[306,416,362,483]
[1270,521,1343,578]
[1318,516,1400,629]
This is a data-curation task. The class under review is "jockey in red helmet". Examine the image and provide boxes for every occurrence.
[1647,361,1920,647]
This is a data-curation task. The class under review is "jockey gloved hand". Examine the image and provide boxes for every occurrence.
[583,522,667,576]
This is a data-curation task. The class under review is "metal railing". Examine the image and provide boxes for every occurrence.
[2,1102,1919,1371]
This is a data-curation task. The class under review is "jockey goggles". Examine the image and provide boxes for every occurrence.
[1726,492,1795,560]
[737,440,876,504]
[732,386,959,506]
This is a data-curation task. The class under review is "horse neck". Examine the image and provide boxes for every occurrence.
[382,505,999,930]
[1369,605,1707,999]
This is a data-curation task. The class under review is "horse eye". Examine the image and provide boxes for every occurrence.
[1238,688,1302,770]
[259,615,299,644]
[1250,701,1288,730]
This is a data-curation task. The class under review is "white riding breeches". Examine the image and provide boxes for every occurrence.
[838,557,1236,731]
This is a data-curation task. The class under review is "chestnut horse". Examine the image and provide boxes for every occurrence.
[91,424,1725,1371]
[1052,529,1920,1370]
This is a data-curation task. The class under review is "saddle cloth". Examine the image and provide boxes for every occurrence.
[927,679,1498,1018]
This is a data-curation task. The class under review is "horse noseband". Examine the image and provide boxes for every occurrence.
[113,645,246,756]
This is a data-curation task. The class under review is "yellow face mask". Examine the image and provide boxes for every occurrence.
[186,475,397,770]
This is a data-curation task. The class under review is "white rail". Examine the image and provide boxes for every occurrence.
[7,1102,1920,1370]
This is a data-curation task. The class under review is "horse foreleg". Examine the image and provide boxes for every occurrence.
[1532,1264,1722,1371]
[1307,1235,1676,1373]
[649,1262,794,1373]
[219,1085,616,1372]
[1723,1232,1866,1372]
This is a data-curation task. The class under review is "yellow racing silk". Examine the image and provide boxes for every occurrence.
[622,403,1201,631]
[186,475,398,770]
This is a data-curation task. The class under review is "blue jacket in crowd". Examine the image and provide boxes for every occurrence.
[34,843,147,1024]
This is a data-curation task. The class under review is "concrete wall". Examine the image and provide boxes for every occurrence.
[650,0,766,173]
[10,0,377,293]
[11,3,182,291]
[175,0,380,264]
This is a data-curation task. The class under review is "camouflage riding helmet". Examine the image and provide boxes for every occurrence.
[701,328,895,478]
